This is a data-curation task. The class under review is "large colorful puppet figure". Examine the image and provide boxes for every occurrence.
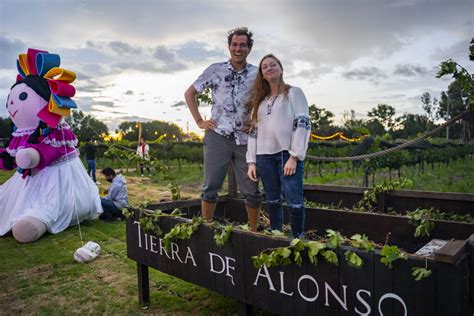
[0,48,102,243]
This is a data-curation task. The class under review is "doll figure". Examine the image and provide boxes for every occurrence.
[0,48,102,243]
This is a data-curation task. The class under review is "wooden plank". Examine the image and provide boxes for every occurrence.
[435,255,469,316]
[338,246,375,316]
[413,258,436,316]
[467,234,474,309]
[223,198,248,223]
[393,257,414,315]
[293,251,310,316]
[241,231,269,311]
[308,248,340,315]
[373,251,394,316]
[303,184,474,215]
[264,237,293,316]
[210,226,246,302]
[434,240,466,263]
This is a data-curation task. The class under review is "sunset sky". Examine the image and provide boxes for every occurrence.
[0,0,472,134]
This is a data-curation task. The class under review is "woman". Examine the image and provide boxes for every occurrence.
[246,54,311,238]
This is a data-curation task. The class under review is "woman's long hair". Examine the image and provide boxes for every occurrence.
[247,54,290,122]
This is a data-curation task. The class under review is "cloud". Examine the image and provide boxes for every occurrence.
[93,101,115,107]
[153,45,187,72]
[115,115,153,122]
[109,41,142,55]
[341,67,387,84]
[171,101,186,107]
[175,40,225,63]
[0,36,27,69]
[393,64,430,77]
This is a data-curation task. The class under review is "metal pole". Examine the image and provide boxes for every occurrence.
[446,98,450,140]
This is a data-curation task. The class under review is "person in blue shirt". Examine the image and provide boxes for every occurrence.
[99,167,128,221]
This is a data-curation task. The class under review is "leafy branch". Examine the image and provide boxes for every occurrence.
[354,178,412,212]
[213,224,233,247]
[163,216,205,252]
[408,207,472,237]
[252,230,377,270]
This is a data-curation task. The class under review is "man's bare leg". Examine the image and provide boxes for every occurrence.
[201,200,217,222]
[246,206,260,232]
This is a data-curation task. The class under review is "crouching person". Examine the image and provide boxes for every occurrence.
[99,167,128,221]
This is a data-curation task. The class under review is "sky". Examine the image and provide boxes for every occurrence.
[0,0,472,135]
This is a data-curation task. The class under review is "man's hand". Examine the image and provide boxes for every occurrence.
[247,163,258,182]
[241,120,255,134]
[197,119,216,130]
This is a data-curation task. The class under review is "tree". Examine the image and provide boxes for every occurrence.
[0,117,13,139]
[342,109,367,136]
[367,104,396,131]
[392,113,434,139]
[437,79,466,139]
[65,110,108,142]
[421,92,439,122]
[308,104,336,135]
[119,120,183,142]
[437,40,474,143]
[363,119,385,137]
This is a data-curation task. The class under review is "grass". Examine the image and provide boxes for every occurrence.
[0,220,239,315]
[304,157,474,192]
[1,156,473,314]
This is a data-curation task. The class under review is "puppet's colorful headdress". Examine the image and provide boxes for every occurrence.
[16,48,77,128]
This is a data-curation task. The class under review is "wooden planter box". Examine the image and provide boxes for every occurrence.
[126,197,473,315]
[303,184,474,215]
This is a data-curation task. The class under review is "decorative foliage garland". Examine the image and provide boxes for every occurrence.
[124,208,433,281]
[252,229,431,281]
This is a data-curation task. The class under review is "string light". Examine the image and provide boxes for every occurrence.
[310,132,367,142]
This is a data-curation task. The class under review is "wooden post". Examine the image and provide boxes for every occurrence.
[137,263,150,307]
[136,123,142,173]
[237,301,253,316]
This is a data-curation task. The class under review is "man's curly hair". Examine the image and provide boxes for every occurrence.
[227,26,254,50]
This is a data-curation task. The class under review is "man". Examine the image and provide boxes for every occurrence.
[136,137,150,176]
[184,27,261,232]
[84,138,98,184]
[99,167,128,221]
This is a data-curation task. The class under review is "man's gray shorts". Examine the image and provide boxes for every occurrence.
[201,130,261,208]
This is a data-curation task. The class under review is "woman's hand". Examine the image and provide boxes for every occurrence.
[283,156,297,176]
[247,163,258,182]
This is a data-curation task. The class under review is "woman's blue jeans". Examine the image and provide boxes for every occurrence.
[256,151,305,238]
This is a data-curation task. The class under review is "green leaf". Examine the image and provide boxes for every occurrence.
[412,266,432,281]
[305,241,326,265]
[344,250,364,269]
[322,250,338,266]
[326,229,342,249]
[214,225,233,247]
[290,238,305,252]
[350,234,375,252]
[380,245,408,268]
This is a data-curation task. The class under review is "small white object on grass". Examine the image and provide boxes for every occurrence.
[74,241,101,263]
